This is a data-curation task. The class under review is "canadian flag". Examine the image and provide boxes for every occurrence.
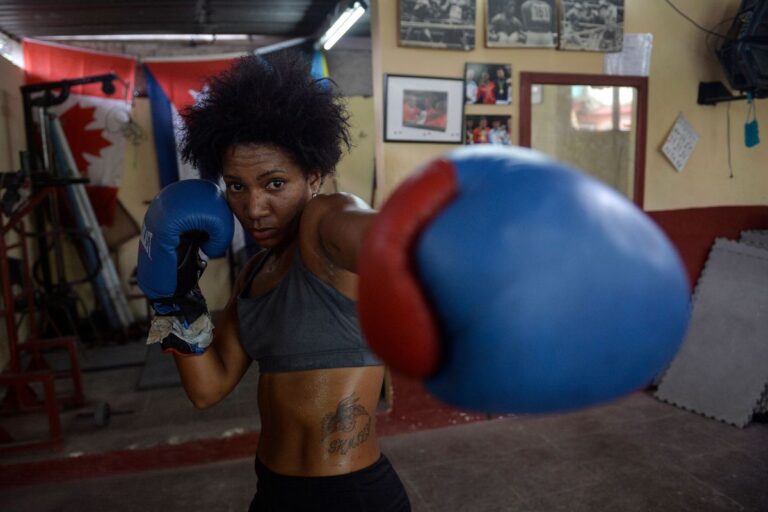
[22,39,137,226]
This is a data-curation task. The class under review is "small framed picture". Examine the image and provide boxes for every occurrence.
[560,0,625,52]
[465,63,512,105]
[486,0,558,48]
[384,74,465,143]
[465,115,513,145]
[399,0,476,50]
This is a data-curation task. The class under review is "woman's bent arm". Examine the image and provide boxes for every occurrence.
[173,302,251,409]
[171,254,261,408]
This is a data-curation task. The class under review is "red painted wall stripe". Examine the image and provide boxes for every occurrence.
[649,206,768,287]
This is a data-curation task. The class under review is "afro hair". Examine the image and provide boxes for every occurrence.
[180,51,351,181]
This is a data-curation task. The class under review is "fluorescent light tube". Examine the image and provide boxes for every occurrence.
[319,2,366,51]
[41,34,251,42]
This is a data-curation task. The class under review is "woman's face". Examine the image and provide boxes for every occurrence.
[222,143,320,250]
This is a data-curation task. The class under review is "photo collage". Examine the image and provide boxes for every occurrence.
[388,1,626,144]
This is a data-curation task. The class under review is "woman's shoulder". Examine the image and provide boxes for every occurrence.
[302,192,366,218]
[298,193,354,266]
[299,193,370,242]
[298,193,371,292]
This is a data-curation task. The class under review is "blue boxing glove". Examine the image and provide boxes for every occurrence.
[137,179,234,355]
[358,146,691,414]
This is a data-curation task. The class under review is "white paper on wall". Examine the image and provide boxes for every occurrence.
[604,33,653,77]
[662,113,700,172]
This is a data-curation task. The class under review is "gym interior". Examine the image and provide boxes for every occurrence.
[1,1,767,511]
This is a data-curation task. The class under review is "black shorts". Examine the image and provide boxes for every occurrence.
[249,454,411,512]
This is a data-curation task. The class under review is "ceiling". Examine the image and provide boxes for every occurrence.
[0,0,370,41]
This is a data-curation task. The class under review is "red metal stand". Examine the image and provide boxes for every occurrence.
[1,188,85,453]
[0,371,62,453]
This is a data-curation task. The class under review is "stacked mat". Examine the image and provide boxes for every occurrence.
[655,230,768,427]
[742,230,768,417]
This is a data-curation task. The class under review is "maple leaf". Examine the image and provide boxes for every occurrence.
[59,103,112,176]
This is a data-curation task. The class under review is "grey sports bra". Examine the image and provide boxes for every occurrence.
[236,248,382,373]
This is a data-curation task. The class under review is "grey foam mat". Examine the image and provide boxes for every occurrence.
[137,343,182,390]
[655,239,768,427]
[740,229,768,248]
[738,231,768,414]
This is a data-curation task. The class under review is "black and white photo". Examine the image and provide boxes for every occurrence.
[465,63,513,105]
[385,74,465,143]
[399,0,476,50]
[486,0,557,48]
[560,0,624,52]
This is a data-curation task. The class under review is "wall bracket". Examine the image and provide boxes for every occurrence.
[697,81,748,106]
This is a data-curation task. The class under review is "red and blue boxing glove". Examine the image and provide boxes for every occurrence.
[137,179,234,355]
[358,146,691,414]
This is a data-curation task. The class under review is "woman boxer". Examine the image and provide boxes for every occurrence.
[139,48,691,512]
[168,53,409,511]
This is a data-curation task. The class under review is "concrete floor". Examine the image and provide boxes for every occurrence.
[1,342,767,511]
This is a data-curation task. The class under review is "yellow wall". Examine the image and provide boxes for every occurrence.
[0,55,24,176]
[371,0,768,210]
[324,96,377,205]
[0,56,25,369]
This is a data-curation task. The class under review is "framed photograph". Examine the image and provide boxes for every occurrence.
[486,0,558,48]
[465,63,512,105]
[465,115,512,145]
[385,74,465,143]
[399,0,476,50]
[560,0,625,52]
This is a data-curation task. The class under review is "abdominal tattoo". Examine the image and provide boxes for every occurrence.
[320,393,372,455]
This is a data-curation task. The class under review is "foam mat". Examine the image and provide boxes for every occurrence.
[740,229,768,248]
[655,239,768,427]
[739,231,768,414]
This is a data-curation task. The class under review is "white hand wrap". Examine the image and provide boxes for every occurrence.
[147,312,214,351]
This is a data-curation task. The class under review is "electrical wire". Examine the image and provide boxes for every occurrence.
[706,17,736,53]
[664,0,728,39]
